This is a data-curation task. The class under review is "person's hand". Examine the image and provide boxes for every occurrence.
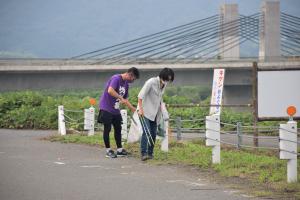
[138,108,144,116]
[118,96,126,104]
[121,98,130,106]
[131,107,136,113]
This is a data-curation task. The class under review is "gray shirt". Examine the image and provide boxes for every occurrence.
[138,76,165,123]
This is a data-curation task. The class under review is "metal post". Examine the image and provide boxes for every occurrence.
[176,117,182,141]
[252,61,258,147]
[237,122,242,149]
[58,105,66,136]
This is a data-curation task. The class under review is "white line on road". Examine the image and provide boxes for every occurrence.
[54,162,65,165]
[80,165,103,168]
[166,180,205,187]
[241,194,253,198]
[121,165,133,169]
[223,190,238,195]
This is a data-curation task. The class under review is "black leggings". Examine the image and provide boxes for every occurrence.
[98,110,122,149]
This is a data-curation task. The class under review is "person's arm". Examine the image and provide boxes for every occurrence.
[137,98,144,116]
[108,86,136,112]
[107,87,125,103]
[122,98,136,113]
[123,86,136,113]
[137,79,152,116]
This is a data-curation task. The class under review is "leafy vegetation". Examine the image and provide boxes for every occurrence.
[0,87,297,130]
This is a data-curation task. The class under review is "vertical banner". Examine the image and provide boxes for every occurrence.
[210,69,225,115]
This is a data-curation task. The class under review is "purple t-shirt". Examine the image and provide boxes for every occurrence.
[99,74,129,114]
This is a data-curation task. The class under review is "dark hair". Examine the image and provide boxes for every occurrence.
[159,67,174,82]
[127,67,140,79]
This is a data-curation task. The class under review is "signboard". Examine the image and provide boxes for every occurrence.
[210,69,225,115]
[257,70,300,119]
[84,109,93,130]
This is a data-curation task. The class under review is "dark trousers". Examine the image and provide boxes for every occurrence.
[97,110,122,149]
[140,117,157,156]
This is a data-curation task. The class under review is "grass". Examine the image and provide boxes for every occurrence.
[44,132,300,199]
[45,132,104,146]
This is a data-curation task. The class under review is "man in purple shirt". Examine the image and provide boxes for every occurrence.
[98,67,139,158]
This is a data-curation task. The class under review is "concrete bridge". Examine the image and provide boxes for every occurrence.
[1,59,299,106]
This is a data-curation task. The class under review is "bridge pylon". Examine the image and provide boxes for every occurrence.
[219,4,240,60]
[259,1,281,61]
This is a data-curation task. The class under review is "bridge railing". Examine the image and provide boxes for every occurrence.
[1,56,300,66]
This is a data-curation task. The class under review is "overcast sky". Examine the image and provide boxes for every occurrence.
[0,0,299,58]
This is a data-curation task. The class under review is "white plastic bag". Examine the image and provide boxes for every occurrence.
[161,102,169,121]
[160,103,169,152]
[127,111,143,143]
[157,102,169,137]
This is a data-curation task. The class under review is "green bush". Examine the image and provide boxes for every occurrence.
[0,87,290,130]
[0,91,58,129]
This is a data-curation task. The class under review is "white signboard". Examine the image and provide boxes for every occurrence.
[210,69,225,115]
[84,109,93,130]
[258,70,300,119]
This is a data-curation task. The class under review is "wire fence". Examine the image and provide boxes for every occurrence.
[62,107,129,136]
[59,106,299,156]
[167,116,300,156]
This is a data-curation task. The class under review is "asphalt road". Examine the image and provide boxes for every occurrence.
[0,129,260,200]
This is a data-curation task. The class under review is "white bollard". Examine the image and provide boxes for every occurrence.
[206,114,221,164]
[288,159,297,183]
[161,102,169,152]
[84,107,95,136]
[58,105,66,136]
[212,145,220,164]
[161,120,169,152]
[88,107,95,136]
[121,109,127,140]
[279,120,297,183]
